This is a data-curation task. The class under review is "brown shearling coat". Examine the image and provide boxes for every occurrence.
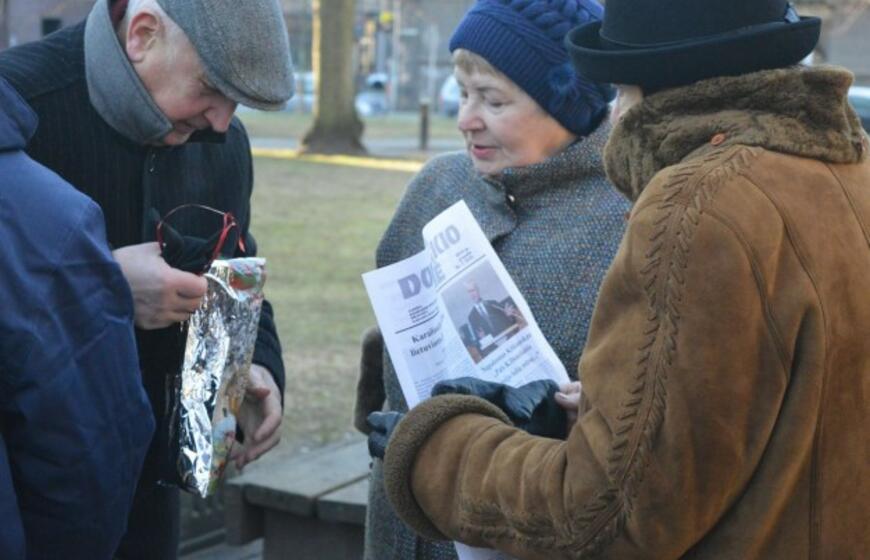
[381,66,870,559]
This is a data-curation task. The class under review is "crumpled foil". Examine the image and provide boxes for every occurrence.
[172,258,267,497]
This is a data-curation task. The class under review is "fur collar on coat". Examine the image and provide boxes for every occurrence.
[604,65,868,201]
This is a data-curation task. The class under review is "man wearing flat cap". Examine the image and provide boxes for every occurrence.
[368,1,870,558]
[0,0,292,557]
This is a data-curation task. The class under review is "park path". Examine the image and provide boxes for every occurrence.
[251,135,464,165]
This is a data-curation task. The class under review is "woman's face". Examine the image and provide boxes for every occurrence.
[455,66,575,176]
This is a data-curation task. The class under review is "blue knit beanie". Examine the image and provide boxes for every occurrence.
[449,0,613,137]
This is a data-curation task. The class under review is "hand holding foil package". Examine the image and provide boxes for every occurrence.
[169,257,267,497]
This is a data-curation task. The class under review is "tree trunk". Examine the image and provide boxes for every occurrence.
[302,0,366,155]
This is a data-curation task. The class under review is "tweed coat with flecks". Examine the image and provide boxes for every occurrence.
[359,121,629,559]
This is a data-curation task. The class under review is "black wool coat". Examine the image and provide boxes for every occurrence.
[0,23,285,487]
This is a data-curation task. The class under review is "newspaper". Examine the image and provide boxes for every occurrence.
[363,201,569,560]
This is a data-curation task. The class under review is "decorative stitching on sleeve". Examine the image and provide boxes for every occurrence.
[572,147,759,557]
[457,147,759,558]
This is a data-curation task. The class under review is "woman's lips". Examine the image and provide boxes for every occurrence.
[470,144,497,159]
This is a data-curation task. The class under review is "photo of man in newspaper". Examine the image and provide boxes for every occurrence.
[362,201,569,414]
[443,262,528,364]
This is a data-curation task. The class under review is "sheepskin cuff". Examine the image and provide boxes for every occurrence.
[382,394,510,541]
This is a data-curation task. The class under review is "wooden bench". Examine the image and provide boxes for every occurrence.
[225,437,370,560]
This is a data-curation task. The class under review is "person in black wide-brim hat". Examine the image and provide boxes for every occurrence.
[370,1,870,558]
[566,0,821,92]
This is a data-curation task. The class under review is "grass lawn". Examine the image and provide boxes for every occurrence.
[249,156,412,450]
[239,109,460,142]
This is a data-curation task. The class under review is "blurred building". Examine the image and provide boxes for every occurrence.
[389,0,474,110]
[792,2,870,84]
[2,1,869,90]
[280,0,473,111]
[279,0,870,111]
[826,8,870,85]
[0,0,94,49]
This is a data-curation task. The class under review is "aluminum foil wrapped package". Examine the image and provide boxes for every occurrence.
[171,257,267,497]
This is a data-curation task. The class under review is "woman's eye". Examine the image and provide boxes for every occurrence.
[487,99,504,109]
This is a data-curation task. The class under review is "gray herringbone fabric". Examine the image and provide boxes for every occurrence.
[364,122,629,559]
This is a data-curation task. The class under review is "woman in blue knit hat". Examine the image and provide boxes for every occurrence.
[354,1,627,558]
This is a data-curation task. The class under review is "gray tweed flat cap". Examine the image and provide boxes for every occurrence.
[157,0,294,111]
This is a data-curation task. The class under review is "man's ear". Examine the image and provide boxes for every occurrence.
[125,11,162,63]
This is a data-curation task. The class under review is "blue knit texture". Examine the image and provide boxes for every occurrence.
[449,0,614,136]
[363,122,629,560]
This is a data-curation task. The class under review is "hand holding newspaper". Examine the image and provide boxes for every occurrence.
[363,201,570,560]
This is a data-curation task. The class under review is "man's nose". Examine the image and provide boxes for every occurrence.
[206,98,238,133]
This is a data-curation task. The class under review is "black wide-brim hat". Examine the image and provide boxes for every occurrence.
[566,0,821,92]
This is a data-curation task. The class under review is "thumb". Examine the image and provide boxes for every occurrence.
[554,391,581,411]
[170,268,208,298]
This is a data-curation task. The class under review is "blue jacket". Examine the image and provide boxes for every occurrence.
[0,77,154,559]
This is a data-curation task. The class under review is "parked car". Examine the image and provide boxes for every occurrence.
[355,90,389,116]
[355,73,390,117]
[439,74,461,117]
[849,86,870,132]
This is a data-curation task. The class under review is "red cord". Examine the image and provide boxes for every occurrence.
[155,204,245,274]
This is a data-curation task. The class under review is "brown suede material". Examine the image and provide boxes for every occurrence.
[383,394,510,541]
[382,66,870,559]
[353,326,385,434]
